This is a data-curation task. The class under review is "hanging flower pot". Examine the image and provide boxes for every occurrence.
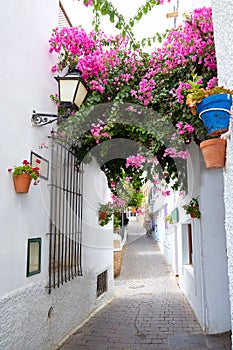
[200,138,226,169]
[13,174,32,193]
[182,198,201,219]
[196,94,232,137]
[99,211,107,221]
[190,206,200,218]
[8,159,40,193]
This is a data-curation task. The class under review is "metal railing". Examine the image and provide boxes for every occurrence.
[48,142,83,293]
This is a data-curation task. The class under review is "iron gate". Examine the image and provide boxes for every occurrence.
[48,142,83,294]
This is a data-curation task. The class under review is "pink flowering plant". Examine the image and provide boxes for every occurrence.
[98,178,144,226]
[49,3,217,194]
[98,194,126,226]
[8,160,40,186]
[90,119,111,144]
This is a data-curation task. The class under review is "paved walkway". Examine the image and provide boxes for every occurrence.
[59,221,231,350]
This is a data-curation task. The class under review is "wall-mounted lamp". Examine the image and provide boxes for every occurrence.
[31,69,88,126]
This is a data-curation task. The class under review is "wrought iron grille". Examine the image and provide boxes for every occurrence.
[48,142,83,294]
[97,270,108,297]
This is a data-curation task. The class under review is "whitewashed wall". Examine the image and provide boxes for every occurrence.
[212,0,233,346]
[200,167,230,333]
[82,159,115,274]
[0,1,114,349]
[0,157,114,350]
[151,142,230,333]
[151,0,231,334]
[180,145,230,333]
[0,0,58,298]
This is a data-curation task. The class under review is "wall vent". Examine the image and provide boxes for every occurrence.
[97,270,108,297]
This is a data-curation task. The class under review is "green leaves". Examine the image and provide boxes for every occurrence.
[51,3,216,195]
[110,13,115,23]
[90,0,164,49]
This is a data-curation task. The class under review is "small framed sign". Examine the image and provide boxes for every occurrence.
[30,151,49,180]
[26,238,42,277]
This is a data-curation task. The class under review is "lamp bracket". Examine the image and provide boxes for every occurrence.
[31,110,64,126]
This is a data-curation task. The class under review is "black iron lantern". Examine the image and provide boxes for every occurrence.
[31,69,88,126]
[55,69,88,109]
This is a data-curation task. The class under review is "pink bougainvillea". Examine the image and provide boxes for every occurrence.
[49,5,215,196]
[90,119,111,143]
[134,7,215,105]
[110,193,126,208]
[126,154,146,169]
[49,28,145,97]
[163,147,189,159]
[49,7,215,108]
[176,122,194,135]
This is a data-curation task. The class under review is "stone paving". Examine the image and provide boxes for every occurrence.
[59,221,231,350]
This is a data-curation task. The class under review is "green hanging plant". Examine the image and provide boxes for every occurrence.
[182,197,201,219]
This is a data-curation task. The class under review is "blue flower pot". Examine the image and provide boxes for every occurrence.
[196,93,232,136]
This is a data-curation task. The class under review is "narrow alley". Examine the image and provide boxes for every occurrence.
[59,221,231,350]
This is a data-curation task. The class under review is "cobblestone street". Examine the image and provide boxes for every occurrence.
[59,221,231,350]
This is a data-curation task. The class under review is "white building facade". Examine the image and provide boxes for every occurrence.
[0,1,114,349]
[211,0,233,347]
[149,142,231,334]
[146,0,232,336]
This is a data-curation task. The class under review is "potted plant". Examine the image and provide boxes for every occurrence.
[113,214,121,233]
[186,72,233,137]
[98,202,114,226]
[164,214,172,223]
[8,160,40,193]
[182,197,201,219]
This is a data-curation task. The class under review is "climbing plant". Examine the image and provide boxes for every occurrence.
[79,0,172,49]
[50,3,217,198]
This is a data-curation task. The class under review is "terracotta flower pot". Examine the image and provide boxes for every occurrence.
[190,206,199,218]
[13,174,32,193]
[99,211,107,221]
[200,138,226,169]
